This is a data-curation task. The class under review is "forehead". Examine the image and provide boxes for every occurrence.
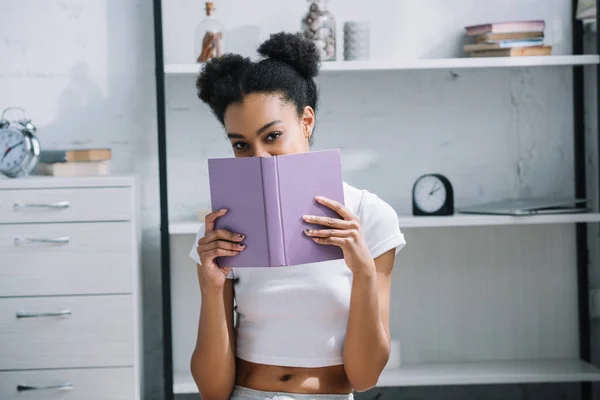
[224,93,297,133]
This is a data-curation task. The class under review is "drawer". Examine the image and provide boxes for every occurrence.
[0,187,132,223]
[0,295,134,370]
[0,367,136,400]
[0,222,134,296]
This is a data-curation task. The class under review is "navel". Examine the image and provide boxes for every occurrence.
[279,374,292,382]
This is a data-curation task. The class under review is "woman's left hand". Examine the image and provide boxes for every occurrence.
[303,196,375,276]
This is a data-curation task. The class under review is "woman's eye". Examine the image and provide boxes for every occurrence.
[266,132,282,141]
[232,142,247,150]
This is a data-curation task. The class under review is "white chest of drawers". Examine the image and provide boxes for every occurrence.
[0,175,141,400]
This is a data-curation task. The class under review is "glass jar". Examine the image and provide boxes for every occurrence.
[194,2,226,63]
[301,0,336,61]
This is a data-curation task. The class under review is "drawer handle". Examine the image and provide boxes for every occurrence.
[14,236,70,245]
[17,382,74,392]
[13,201,70,210]
[16,309,72,318]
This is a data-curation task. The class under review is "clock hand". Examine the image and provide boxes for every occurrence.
[9,141,24,151]
[1,141,24,162]
[429,183,440,195]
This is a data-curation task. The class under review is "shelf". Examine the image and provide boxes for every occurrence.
[169,212,600,235]
[397,212,600,228]
[377,359,600,387]
[173,359,600,393]
[165,55,599,75]
[174,372,196,394]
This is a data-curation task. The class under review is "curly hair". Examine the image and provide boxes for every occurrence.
[196,32,321,129]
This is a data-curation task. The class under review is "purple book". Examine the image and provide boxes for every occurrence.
[208,149,345,268]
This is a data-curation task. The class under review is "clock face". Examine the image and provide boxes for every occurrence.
[0,127,28,173]
[414,175,447,213]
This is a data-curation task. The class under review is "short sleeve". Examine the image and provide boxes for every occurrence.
[359,191,406,260]
[188,223,235,279]
[189,224,205,265]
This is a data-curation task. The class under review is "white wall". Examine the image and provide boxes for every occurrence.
[166,68,577,220]
[1,0,597,399]
[163,0,576,222]
[163,0,572,63]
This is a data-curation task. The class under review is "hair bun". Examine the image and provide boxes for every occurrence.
[196,54,252,106]
[257,32,320,79]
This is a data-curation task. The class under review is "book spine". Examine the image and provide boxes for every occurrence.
[39,150,68,164]
[260,157,286,267]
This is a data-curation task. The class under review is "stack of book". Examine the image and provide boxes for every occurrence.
[463,20,551,58]
[34,148,112,176]
[577,0,596,24]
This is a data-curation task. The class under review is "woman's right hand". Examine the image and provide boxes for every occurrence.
[196,209,245,291]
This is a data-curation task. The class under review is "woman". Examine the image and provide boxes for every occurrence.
[189,32,406,400]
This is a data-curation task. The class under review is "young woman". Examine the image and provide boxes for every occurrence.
[189,32,406,400]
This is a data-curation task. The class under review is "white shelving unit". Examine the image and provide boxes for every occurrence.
[154,2,600,398]
[162,80,600,395]
[169,212,600,235]
[165,55,599,75]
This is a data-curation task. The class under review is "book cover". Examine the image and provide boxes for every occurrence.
[208,149,345,268]
[465,20,545,36]
[464,39,544,52]
[475,32,544,43]
[39,149,112,163]
[33,160,111,176]
[471,46,552,58]
[576,0,595,20]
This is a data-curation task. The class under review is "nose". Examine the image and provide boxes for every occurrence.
[251,147,272,157]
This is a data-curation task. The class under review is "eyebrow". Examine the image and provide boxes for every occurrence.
[227,120,282,139]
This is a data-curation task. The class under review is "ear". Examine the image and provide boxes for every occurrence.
[301,106,315,139]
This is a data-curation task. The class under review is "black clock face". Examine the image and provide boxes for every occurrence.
[414,175,447,213]
[0,128,27,173]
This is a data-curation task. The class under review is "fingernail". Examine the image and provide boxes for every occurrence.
[219,208,227,213]
[302,215,309,220]
[236,234,244,239]
[316,196,324,201]
[238,244,245,248]
[304,229,311,234]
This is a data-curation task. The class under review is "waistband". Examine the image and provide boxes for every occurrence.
[229,385,354,400]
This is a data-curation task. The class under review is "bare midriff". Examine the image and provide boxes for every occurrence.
[235,358,353,394]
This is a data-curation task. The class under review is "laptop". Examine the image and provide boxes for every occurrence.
[457,197,589,216]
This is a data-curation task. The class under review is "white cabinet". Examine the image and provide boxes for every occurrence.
[0,176,141,400]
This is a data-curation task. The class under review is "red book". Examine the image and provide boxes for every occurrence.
[465,20,545,36]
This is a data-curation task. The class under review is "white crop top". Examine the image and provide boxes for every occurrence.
[189,182,406,368]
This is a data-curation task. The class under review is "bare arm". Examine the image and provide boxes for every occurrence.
[301,196,398,392]
[343,249,395,392]
[190,209,244,400]
[191,278,236,400]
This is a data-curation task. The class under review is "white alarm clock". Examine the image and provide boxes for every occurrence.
[0,107,40,178]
